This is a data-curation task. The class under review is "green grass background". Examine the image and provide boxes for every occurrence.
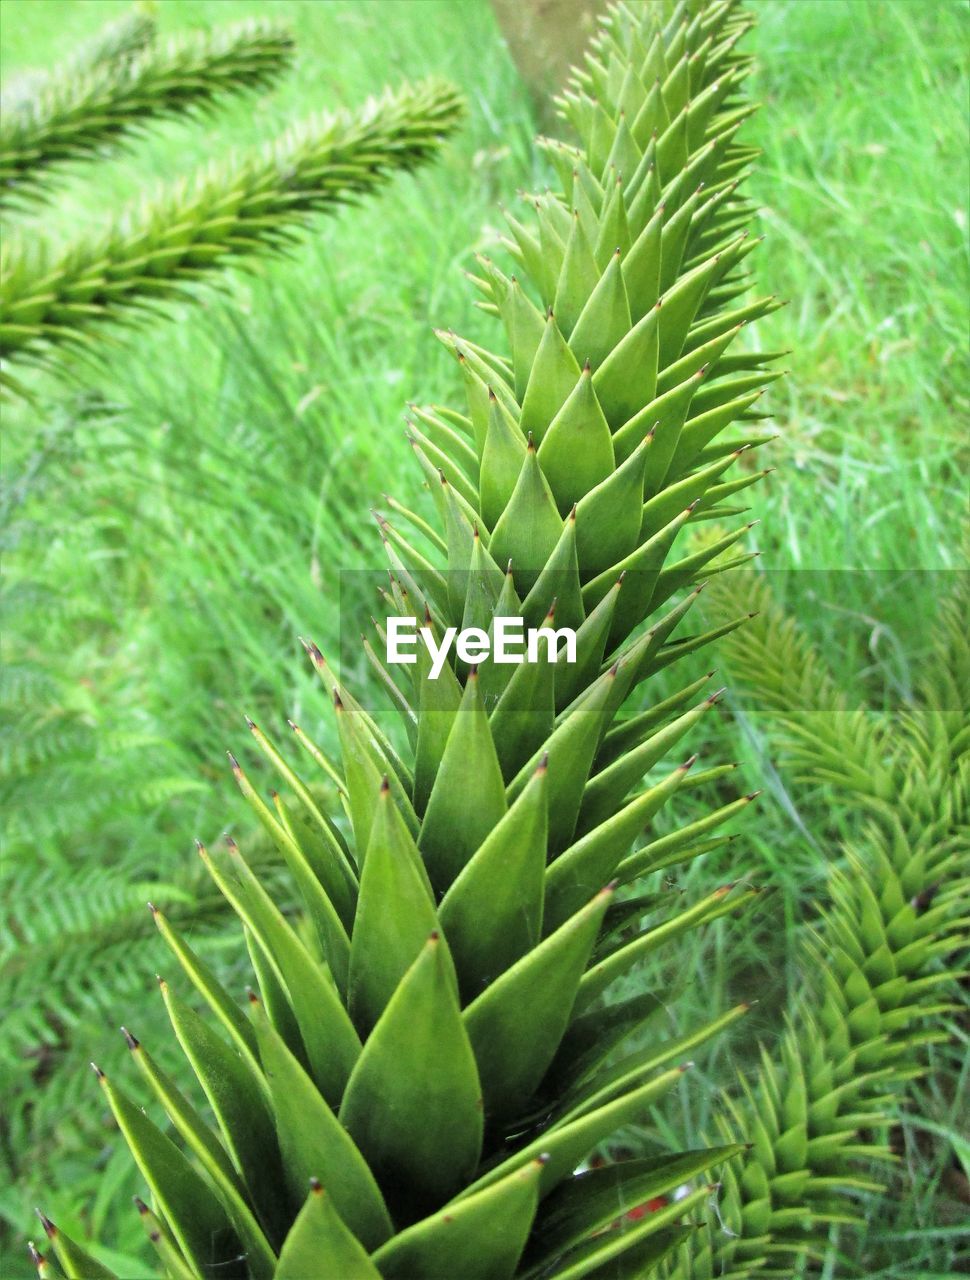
[1,0,967,1276]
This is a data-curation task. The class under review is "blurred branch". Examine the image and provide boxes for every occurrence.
[0,19,294,207]
[0,79,465,386]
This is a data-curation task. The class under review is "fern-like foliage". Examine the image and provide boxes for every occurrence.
[668,569,970,1276]
[0,20,294,206]
[0,79,465,383]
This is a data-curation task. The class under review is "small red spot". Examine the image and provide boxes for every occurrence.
[625,1196,669,1222]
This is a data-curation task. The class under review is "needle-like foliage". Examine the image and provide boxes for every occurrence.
[0,79,466,386]
[0,19,294,206]
[68,10,158,73]
[0,9,156,116]
[667,570,970,1276]
[31,1,790,1275]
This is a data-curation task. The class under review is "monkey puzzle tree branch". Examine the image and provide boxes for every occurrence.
[0,79,466,383]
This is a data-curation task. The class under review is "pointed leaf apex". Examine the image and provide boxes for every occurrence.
[227,751,241,771]
[121,1027,139,1051]
[35,1211,55,1239]
[90,1062,104,1081]
[681,755,699,770]
[302,637,325,666]
[746,790,762,801]
[309,1178,323,1194]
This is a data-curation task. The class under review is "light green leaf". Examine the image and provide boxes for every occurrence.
[340,935,483,1220]
[419,669,508,894]
[349,778,443,1035]
[464,885,613,1120]
[372,1158,544,1280]
[249,994,393,1251]
[275,1182,382,1280]
[439,759,548,1002]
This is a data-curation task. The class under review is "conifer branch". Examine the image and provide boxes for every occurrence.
[29,0,782,1273]
[669,571,970,1276]
[0,79,466,382]
[71,10,158,74]
[0,10,157,117]
[0,19,294,206]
